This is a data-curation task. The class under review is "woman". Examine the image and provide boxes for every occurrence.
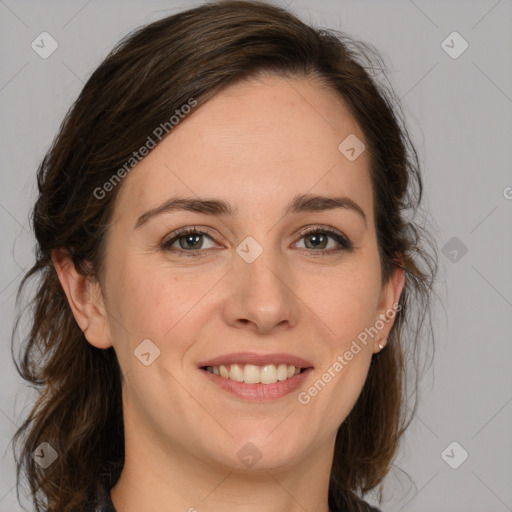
[11,1,437,511]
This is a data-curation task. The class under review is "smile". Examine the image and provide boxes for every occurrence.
[203,363,305,384]
[198,352,314,401]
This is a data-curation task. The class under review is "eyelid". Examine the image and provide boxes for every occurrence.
[160,226,220,248]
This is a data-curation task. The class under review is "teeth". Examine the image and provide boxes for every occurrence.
[243,364,260,384]
[260,364,277,384]
[204,363,303,384]
[229,363,244,382]
[277,363,288,381]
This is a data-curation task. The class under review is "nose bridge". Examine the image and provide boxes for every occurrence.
[223,233,298,332]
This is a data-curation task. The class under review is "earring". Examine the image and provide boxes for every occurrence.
[378,334,386,351]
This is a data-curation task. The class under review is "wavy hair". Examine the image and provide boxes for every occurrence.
[11,1,438,511]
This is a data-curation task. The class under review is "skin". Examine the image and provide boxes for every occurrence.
[53,74,404,512]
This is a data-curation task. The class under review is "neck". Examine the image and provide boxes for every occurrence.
[110,404,334,512]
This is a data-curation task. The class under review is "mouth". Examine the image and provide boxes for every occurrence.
[201,363,307,384]
[197,352,314,401]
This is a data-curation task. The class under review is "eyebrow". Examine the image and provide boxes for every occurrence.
[134,193,367,229]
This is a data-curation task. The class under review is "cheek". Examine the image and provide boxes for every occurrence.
[106,258,219,359]
[299,261,382,343]
[301,287,378,429]
[109,258,177,327]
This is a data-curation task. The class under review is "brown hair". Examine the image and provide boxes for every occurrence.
[11,1,437,511]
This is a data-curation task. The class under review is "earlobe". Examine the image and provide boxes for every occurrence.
[51,248,112,349]
[375,260,405,353]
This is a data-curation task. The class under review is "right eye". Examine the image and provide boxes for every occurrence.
[161,227,219,257]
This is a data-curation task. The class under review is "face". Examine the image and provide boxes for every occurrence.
[74,74,403,473]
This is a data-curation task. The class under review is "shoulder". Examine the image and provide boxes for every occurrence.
[349,500,382,512]
[334,499,382,512]
[363,503,382,512]
[91,479,380,512]
[84,480,116,512]
[328,479,382,512]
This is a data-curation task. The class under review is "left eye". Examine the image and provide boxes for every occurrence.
[294,228,351,252]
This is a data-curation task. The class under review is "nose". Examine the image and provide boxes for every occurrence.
[221,244,300,335]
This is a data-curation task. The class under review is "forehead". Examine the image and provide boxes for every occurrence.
[111,75,373,226]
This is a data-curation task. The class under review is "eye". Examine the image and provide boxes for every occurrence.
[161,227,217,257]
[293,226,353,255]
[160,225,353,258]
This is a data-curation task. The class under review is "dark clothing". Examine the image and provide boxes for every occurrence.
[92,479,381,512]
[90,481,116,512]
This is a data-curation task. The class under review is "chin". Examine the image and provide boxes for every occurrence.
[202,432,309,473]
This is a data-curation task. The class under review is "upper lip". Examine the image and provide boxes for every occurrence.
[198,352,314,369]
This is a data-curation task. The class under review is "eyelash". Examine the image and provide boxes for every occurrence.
[160,225,353,258]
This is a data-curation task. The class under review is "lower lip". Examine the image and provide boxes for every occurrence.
[200,368,313,401]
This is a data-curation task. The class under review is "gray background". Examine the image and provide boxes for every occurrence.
[1,0,511,511]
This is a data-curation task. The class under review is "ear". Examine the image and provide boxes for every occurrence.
[373,257,405,353]
[51,248,112,349]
